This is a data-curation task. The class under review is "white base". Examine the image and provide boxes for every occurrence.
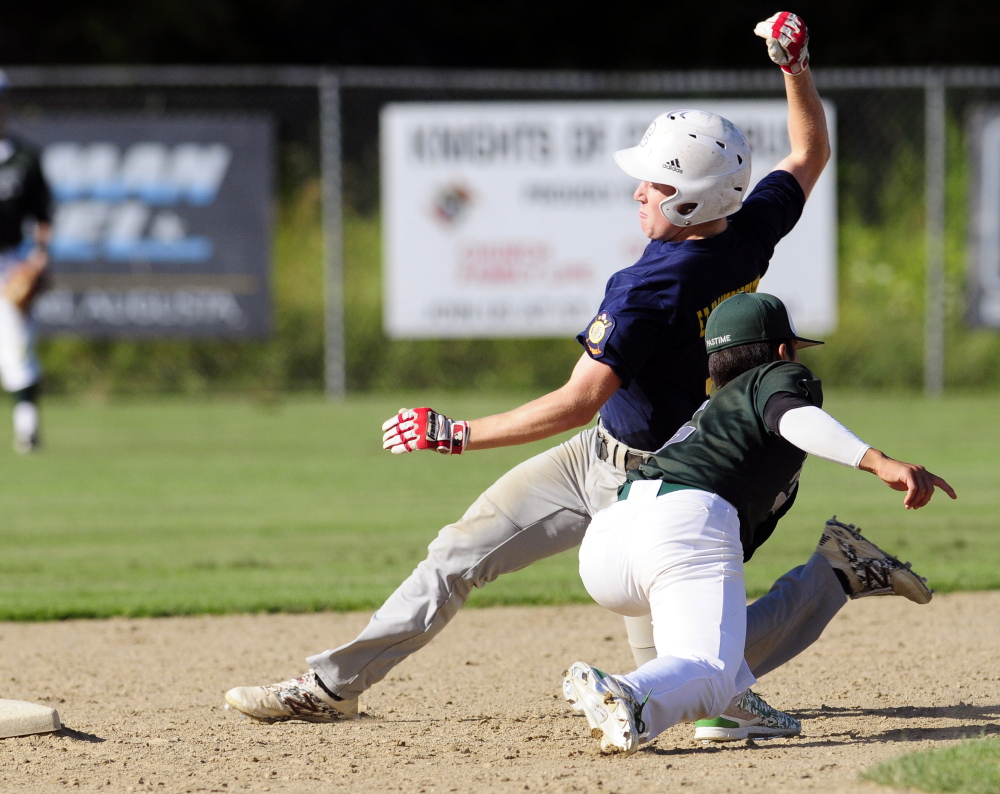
[0,699,61,738]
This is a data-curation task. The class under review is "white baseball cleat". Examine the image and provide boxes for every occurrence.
[563,673,585,713]
[694,688,801,742]
[224,670,358,723]
[817,516,933,604]
[562,661,647,755]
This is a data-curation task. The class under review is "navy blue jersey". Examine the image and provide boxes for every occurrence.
[577,170,805,451]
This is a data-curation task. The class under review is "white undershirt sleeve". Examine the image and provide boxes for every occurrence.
[776,405,872,468]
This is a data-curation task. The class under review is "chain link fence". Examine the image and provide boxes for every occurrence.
[6,66,1000,397]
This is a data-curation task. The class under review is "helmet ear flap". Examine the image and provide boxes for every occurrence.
[658,197,699,225]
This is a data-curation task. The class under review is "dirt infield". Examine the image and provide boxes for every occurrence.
[1,592,998,793]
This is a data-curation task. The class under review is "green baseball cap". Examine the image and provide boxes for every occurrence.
[705,292,823,353]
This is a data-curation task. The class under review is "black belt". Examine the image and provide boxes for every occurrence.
[596,426,648,472]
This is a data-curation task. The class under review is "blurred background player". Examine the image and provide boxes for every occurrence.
[0,70,53,453]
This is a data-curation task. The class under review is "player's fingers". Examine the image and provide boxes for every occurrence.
[913,474,933,508]
[381,409,414,432]
[383,423,413,442]
[932,474,958,500]
[915,468,952,507]
[913,471,943,508]
[384,422,420,443]
[396,422,418,438]
[901,471,932,509]
[387,437,421,454]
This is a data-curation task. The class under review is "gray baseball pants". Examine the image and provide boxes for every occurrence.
[308,426,847,698]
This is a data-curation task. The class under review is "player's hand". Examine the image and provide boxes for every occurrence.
[754,12,810,75]
[381,407,471,455]
[861,449,957,509]
[2,252,49,313]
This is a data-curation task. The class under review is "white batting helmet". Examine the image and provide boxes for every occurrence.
[614,109,752,227]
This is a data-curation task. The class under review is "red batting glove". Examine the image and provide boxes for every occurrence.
[754,12,810,75]
[381,407,471,455]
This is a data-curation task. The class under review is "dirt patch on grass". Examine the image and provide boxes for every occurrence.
[2,592,998,793]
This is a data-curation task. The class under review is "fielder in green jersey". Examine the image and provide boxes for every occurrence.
[623,359,819,561]
[563,292,956,755]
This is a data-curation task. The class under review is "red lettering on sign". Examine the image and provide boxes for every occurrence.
[456,242,550,284]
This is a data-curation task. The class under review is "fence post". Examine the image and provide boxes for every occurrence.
[319,68,346,398]
[925,71,946,397]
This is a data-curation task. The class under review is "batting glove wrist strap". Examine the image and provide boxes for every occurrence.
[382,407,470,455]
[754,12,810,75]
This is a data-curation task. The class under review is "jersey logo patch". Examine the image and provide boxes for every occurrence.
[585,312,615,357]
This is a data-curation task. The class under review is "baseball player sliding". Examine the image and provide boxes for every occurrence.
[0,71,52,454]
[563,292,956,754]
[226,13,932,740]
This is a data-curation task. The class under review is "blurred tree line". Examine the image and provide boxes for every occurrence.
[38,119,1000,397]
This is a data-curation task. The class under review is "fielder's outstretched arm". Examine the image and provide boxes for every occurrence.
[776,405,957,509]
[381,353,621,455]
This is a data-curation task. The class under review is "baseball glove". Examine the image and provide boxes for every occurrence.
[3,256,50,313]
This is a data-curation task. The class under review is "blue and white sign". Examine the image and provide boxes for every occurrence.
[11,116,273,338]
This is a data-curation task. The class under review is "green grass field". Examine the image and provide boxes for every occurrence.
[862,736,1000,793]
[0,390,996,620]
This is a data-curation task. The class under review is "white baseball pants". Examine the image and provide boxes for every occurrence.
[0,250,41,394]
[579,481,755,739]
[0,295,41,393]
[308,426,847,701]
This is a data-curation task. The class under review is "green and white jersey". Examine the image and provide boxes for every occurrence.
[627,360,823,560]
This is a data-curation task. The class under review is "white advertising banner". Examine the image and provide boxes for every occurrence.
[382,100,837,339]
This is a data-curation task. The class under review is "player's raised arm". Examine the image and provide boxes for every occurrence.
[756,12,831,199]
[381,353,622,455]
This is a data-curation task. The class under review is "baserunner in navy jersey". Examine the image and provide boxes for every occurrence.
[585,168,804,452]
[225,13,933,740]
[564,292,956,755]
